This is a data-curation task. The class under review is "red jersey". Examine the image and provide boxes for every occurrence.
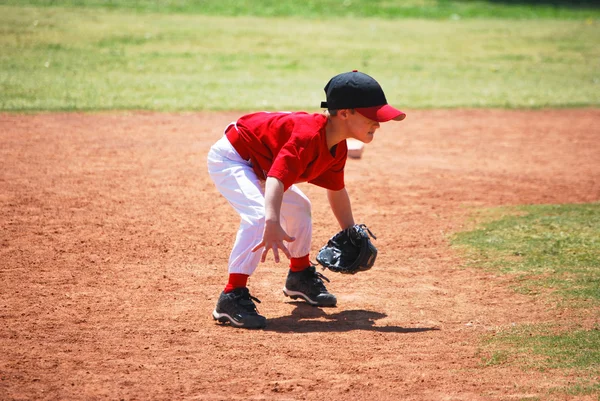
[226,112,347,191]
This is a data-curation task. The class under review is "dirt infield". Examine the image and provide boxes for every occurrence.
[1,109,599,400]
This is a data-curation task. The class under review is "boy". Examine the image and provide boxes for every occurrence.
[207,70,405,329]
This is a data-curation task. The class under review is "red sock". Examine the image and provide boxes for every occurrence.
[224,273,249,293]
[290,255,311,272]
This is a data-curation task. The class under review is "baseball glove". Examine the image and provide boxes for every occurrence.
[316,224,377,274]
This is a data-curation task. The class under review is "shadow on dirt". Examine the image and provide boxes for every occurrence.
[264,302,440,333]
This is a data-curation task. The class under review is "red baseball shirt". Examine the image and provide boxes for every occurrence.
[226,112,348,191]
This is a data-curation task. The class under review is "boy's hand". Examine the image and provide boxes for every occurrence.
[251,220,296,263]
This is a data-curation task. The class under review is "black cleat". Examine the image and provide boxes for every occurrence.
[212,287,267,329]
[283,265,337,307]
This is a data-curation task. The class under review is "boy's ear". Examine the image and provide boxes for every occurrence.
[338,109,351,119]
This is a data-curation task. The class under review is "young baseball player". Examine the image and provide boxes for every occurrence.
[207,70,405,329]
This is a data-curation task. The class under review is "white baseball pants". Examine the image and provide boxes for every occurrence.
[207,129,312,276]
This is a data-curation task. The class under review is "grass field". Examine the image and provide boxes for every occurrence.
[2,0,600,19]
[453,203,600,304]
[480,323,600,396]
[1,5,599,111]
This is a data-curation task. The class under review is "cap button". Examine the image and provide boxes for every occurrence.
[352,69,358,72]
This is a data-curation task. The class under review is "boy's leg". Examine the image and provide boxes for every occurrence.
[280,185,337,307]
[279,185,312,259]
[207,135,266,276]
[207,135,267,328]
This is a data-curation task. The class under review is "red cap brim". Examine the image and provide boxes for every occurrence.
[355,104,406,122]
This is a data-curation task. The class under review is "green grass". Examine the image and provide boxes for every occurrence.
[1,0,599,19]
[482,324,600,397]
[483,324,600,369]
[454,204,600,397]
[1,5,599,111]
[453,203,600,303]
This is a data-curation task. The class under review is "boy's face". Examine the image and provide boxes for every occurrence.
[344,109,381,144]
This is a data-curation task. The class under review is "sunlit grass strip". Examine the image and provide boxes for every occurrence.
[480,324,600,397]
[453,203,600,304]
[1,6,599,111]
[492,324,600,370]
[1,0,599,19]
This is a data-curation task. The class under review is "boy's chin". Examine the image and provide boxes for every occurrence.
[363,134,375,143]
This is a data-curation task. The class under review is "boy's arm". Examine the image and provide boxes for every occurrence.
[327,187,355,230]
[251,176,295,263]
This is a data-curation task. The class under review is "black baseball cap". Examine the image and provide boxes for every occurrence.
[320,70,406,122]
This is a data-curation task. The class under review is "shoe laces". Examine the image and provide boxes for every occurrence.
[233,288,261,314]
[306,265,330,289]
